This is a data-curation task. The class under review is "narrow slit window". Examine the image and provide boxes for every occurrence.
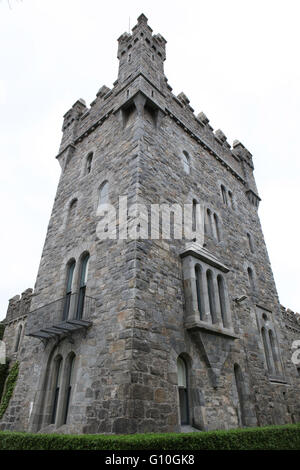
[182,151,190,174]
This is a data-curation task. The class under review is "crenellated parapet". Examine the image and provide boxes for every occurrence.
[281,305,300,334]
[4,289,33,324]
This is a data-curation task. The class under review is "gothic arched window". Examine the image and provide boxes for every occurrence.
[86,152,93,175]
[247,233,254,253]
[221,185,227,205]
[177,356,189,425]
[98,181,109,207]
[62,259,76,321]
[63,353,76,425]
[76,253,90,320]
[182,151,190,174]
[247,267,255,293]
[51,356,63,425]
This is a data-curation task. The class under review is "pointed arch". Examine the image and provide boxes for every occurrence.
[76,252,90,319]
[177,356,189,425]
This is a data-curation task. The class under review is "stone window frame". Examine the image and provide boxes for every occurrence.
[177,355,190,426]
[246,232,255,253]
[81,147,97,178]
[85,152,94,175]
[35,345,78,431]
[93,175,112,215]
[182,150,191,174]
[246,264,257,295]
[180,245,233,335]
[219,182,235,210]
[60,192,81,233]
[256,306,285,382]
[204,206,223,243]
[58,244,94,302]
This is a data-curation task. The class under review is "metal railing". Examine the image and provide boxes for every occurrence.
[25,293,96,340]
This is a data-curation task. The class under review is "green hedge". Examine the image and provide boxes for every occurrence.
[0,423,299,450]
[0,362,19,420]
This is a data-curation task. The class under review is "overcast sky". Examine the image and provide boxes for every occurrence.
[0,0,299,320]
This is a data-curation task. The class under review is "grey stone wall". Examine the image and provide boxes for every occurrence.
[1,14,299,434]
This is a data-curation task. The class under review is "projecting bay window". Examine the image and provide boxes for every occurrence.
[181,244,233,334]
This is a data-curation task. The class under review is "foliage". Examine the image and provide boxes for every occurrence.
[0,422,299,450]
[0,362,19,420]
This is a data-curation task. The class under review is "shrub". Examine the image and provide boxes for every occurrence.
[0,422,299,450]
[0,361,19,420]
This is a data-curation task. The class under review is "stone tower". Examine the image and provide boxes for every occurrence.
[1,14,300,434]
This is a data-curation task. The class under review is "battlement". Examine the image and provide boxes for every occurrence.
[4,288,33,324]
[117,14,166,60]
[281,305,300,331]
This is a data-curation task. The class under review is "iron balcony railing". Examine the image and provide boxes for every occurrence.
[25,293,96,340]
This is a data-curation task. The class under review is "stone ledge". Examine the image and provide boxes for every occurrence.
[185,321,239,339]
[180,243,230,273]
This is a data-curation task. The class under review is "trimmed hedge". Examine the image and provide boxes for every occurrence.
[0,423,299,450]
[0,362,19,419]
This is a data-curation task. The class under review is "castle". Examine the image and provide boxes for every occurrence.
[1,14,300,434]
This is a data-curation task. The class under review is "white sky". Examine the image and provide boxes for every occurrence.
[0,0,299,320]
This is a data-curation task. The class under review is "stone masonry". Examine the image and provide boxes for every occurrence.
[0,14,299,434]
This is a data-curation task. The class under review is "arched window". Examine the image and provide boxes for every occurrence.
[192,200,197,232]
[269,330,279,374]
[86,152,93,174]
[261,327,272,372]
[206,270,216,323]
[51,356,63,424]
[233,364,246,426]
[98,181,109,207]
[177,356,189,425]
[14,324,23,352]
[195,265,204,321]
[63,353,76,425]
[247,267,255,292]
[217,275,227,327]
[214,213,221,242]
[221,185,227,205]
[76,253,90,320]
[62,260,76,321]
[247,233,254,253]
[206,209,213,236]
[67,199,78,226]
[182,151,190,174]
[228,191,234,209]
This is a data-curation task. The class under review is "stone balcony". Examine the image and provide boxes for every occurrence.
[25,293,96,341]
